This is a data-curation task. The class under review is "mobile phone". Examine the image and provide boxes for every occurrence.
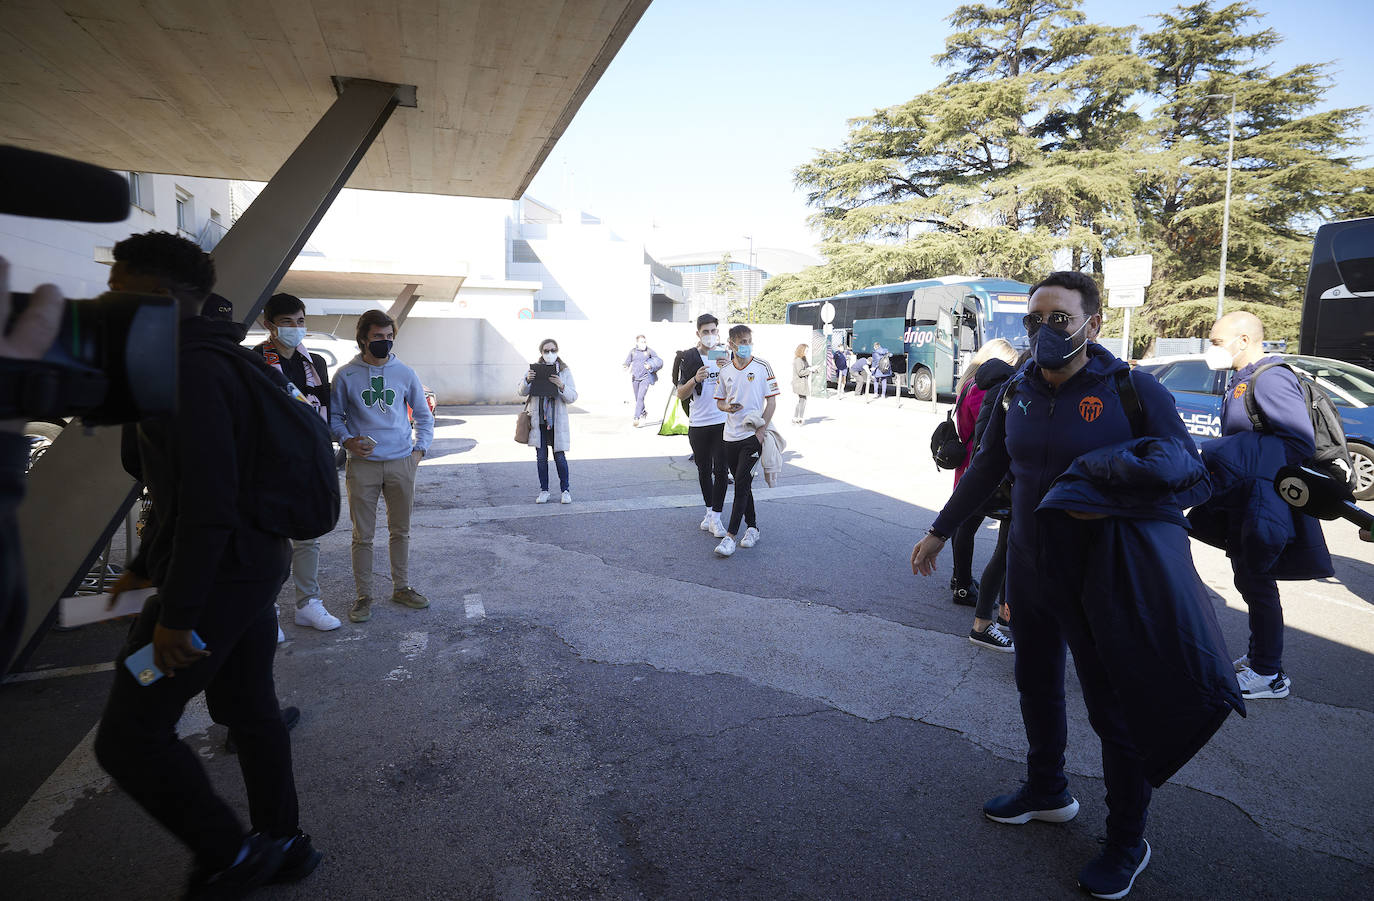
[707,347,728,363]
[124,630,206,686]
[360,435,377,450]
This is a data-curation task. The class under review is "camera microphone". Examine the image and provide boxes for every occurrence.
[1274,463,1373,531]
[0,145,131,223]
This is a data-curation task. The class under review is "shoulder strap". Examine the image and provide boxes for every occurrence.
[1113,369,1144,438]
[1000,376,1021,414]
[1241,361,1288,432]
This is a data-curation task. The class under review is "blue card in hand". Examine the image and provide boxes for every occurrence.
[124,631,205,686]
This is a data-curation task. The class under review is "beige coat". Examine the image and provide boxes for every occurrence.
[517,365,578,452]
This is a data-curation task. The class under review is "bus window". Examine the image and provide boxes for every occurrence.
[1303,216,1374,369]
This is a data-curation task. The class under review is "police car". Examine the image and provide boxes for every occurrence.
[1135,353,1374,500]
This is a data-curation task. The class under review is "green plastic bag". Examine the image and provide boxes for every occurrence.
[658,393,690,436]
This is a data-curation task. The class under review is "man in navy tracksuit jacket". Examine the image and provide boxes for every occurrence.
[912,271,1198,899]
[1200,311,1332,699]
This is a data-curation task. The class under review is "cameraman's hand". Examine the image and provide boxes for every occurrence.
[1361,528,1372,543]
[0,258,64,431]
[152,624,209,676]
[0,259,63,361]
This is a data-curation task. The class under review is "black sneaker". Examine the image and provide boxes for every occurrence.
[184,833,284,900]
[271,831,323,883]
[952,580,979,607]
[225,706,301,754]
[983,785,1080,824]
[1078,839,1151,899]
[969,623,1014,653]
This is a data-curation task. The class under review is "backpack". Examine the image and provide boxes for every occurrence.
[876,352,892,375]
[185,339,341,540]
[1243,362,1357,493]
[677,347,705,416]
[930,382,973,470]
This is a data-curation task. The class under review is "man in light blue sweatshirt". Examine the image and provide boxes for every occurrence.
[330,310,435,623]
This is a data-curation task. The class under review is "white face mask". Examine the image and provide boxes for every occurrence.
[700,332,718,349]
[274,326,306,348]
[542,351,558,364]
[1204,336,1242,371]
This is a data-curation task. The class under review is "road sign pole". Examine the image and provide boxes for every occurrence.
[1123,307,1132,361]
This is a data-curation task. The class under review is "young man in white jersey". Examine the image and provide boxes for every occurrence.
[713,325,778,557]
[676,314,731,536]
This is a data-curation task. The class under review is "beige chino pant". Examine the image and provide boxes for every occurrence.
[345,454,418,600]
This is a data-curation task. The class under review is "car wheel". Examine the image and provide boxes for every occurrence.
[1350,442,1374,502]
[23,421,65,472]
[911,367,934,401]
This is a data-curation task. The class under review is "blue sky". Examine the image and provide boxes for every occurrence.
[525,0,1374,263]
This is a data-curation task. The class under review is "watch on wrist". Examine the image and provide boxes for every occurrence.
[925,527,948,541]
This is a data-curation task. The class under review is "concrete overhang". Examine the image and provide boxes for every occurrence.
[0,0,652,199]
[280,264,466,301]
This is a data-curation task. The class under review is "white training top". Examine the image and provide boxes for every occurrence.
[688,351,729,428]
[715,356,779,441]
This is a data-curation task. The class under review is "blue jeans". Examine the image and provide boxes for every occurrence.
[536,427,570,492]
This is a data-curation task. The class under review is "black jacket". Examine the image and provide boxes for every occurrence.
[969,358,1016,451]
[251,342,330,413]
[124,318,289,630]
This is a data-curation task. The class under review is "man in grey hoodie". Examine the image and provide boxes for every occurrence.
[330,310,435,623]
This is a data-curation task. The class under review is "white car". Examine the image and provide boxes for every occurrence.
[241,330,359,376]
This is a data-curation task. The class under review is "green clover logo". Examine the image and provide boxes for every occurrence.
[362,376,395,410]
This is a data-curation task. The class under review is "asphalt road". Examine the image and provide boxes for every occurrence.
[2,390,1371,900]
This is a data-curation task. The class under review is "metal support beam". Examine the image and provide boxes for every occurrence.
[8,77,407,674]
[386,283,421,328]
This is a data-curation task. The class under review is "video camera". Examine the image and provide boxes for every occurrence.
[0,146,178,425]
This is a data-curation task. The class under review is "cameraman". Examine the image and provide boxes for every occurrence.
[93,232,319,895]
[0,258,63,673]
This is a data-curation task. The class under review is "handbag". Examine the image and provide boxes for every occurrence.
[930,382,972,470]
[514,400,533,444]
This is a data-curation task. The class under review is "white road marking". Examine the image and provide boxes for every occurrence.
[2,662,115,684]
[443,481,861,525]
[464,593,486,620]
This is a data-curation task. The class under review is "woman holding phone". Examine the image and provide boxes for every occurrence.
[518,338,579,503]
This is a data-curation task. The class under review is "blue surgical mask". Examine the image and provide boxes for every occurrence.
[735,344,753,360]
[1031,319,1090,370]
[275,326,306,348]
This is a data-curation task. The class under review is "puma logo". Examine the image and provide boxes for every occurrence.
[1017,398,1031,415]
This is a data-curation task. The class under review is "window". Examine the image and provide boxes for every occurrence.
[127,172,152,212]
[511,240,541,263]
[535,299,565,313]
[1157,360,1219,394]
[175,188,193,234]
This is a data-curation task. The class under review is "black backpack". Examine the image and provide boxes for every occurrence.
[186,339,341,540]
[1243,362,1357,494]
[876,352,892,375]
[930,382,973,470]
[677,347,704,416]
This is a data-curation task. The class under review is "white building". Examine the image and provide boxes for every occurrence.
[0,171,231,297]
[660,247,820,323]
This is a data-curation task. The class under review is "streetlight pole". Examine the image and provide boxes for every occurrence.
[743,233,754,323]
[1205,92,1238,320]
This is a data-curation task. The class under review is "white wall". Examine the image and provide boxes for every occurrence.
[0,174,230,296]
[387,317,811,410]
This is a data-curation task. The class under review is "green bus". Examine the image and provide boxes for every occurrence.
[785,277,1031,399]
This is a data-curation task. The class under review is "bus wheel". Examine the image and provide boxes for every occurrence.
[911,367,934,401]
[1350,442,1374,501]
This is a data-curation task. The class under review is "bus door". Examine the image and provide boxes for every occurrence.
[1304,217,1374,369]
[934,307,956,393]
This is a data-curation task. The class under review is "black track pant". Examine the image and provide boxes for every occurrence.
[95,564,297,872]
[688,423,728,512]
[724,435,761,536]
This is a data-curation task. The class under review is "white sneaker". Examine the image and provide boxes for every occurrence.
[276,625,286,643]
[561,490,572,504]
[714,536,736,557]
[699,513,714,532]
[710,519,728,538]
[295,598,342,632]
[535,490,550,504]
[1236,665,1291,699]
[738,527,760,548]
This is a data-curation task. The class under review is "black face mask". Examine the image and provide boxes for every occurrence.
[367,339,393,359]
[1030,318,1090,370]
